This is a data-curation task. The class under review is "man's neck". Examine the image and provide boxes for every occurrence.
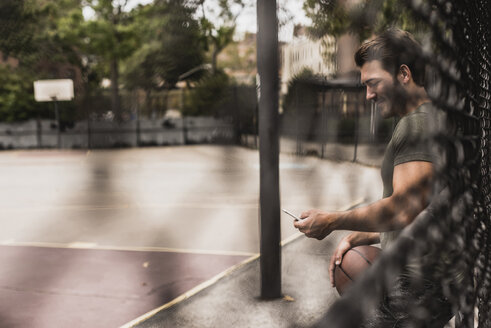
[402,88,430,116]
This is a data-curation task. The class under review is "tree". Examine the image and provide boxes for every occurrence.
[0,0,86,68]
[0,0,36,57]
[0,65,53,122]
[304,0,425,41]
[183,69,230,116]
[122,0,206,107]
[197,0,246,74]
[0,0,85,122]
[218,36,256,73]
[82,0,139,120]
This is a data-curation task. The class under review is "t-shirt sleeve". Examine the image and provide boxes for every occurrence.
[392,113,434,166]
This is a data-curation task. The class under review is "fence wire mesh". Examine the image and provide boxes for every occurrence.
[311,0,491,327]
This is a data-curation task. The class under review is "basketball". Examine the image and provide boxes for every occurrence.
[333,245,381,295]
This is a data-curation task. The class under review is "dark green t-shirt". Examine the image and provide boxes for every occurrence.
[380,102,444,249]
[379,104,463,282]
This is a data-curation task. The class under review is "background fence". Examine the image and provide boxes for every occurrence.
[0,82,391,167]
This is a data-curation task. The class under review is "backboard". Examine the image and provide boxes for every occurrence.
[34,79,74,102]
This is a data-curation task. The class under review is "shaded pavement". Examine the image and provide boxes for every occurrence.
[0,146,383,327]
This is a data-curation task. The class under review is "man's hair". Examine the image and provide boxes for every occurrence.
[354,28,426,86]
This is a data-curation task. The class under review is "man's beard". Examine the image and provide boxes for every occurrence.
[378,80,409,118]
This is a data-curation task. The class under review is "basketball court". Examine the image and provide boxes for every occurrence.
[0,146,381,327]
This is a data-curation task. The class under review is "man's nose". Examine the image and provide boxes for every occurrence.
[366,87,376,101]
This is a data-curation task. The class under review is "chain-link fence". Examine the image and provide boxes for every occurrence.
[239,79,395,166]
[309,0,491,327]
[0,86,258,149]
[280,78,393,166]
[1,82,388,161]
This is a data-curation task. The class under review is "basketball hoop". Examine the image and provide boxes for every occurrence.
[33,79,74,102]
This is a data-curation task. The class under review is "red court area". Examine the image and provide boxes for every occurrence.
[0,245,250,328]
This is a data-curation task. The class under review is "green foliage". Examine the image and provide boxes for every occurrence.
[0,0,84,65]
[20,0,85,68]
[282,68,319,114]
[0,0,36,57]
[0,0,85,122]
[217,35,256,79]
[122,0,205,91]
[183,70,230,116]
[83,1,137,61]
[0,66,51,122]
[304,0,429,41]
[304,0,351,39]
[198,0,245,72]
[80,1,135,118]
[0,0,251,121]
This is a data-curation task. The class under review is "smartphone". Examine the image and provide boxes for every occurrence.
[282,208,305,221]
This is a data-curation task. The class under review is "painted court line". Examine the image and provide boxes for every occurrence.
[0,202,260,212]
[119,254,260,328]
[0,241,257,257]
[119,198,366,328]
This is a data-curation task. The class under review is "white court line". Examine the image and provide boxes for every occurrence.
[0,241,257,257]
[0,202,260,212]
[0,197,367,255]
[119,197,366,328]
[119,254,260,328]
[0,201,365,213]
[0,205,131,212]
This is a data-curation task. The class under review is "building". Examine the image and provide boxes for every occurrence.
[335,33,360,79]
[218,32,258,85]
[280,25,337,94]
[280,25,362,94]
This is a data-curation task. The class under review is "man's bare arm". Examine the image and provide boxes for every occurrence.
[294,161,433,239]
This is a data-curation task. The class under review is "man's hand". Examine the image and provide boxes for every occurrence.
[329,237,352,288]
[293,209,335,240]
[329,232,380,287]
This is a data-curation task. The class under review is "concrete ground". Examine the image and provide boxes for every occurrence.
[129,227,353,328]
[0,145,383,327]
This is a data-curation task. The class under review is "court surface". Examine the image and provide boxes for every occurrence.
[0,146,381,327]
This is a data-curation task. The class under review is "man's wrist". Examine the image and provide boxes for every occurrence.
[319,211,343,234]
[327,211,345,231]
[343,234,354,248]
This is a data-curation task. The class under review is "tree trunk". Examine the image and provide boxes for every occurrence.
[110,58,121,121]
[212,47,219,75]
[145,89,152,118]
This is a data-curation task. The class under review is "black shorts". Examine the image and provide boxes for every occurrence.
[362,273,454,328]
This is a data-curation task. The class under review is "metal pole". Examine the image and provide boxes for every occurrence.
[233,86,241,145]
[36,118,42,148]
[254,104,258,148]
[295,87,301,155]
[321,91,326,158]
[136,94,141,147]
[257,0,281,299]
[331,91,335,143]
[86,100,91,150]
[182,116,188,145]
[54,99,61,149]
[353,93,359,162]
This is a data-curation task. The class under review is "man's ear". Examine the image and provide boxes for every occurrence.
[398,64,412,84]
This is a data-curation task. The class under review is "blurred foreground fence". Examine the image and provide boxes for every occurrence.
[312,0,491,327]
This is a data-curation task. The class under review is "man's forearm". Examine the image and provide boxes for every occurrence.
[332,194,425,232]
[346,231,380,246]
